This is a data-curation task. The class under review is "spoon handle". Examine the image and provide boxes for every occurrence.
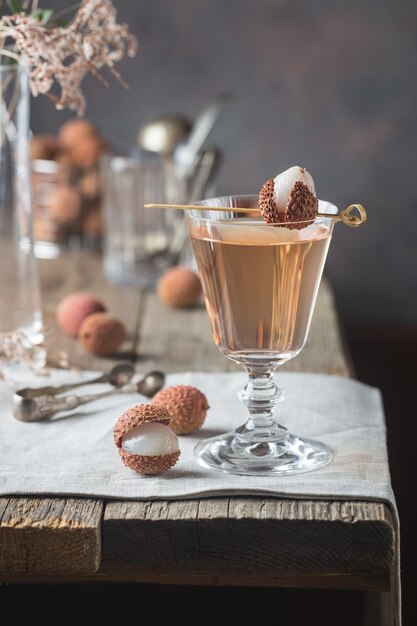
[185,93,233,160]
[19,373,107,399]
[70,382,139,407]
[37,382,139,418]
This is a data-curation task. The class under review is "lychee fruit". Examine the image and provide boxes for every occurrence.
[79,312,126,355]
[30,135,60,161]
[58,119,97,149]
[259,165,318,229]
[58,119,103,168]
[114,403,180,474]
[57,292,107,337]
[48,185,81,224]
[152,384,209,435]
[157,266,202,309]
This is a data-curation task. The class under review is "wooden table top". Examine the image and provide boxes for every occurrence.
[0,253,395,597]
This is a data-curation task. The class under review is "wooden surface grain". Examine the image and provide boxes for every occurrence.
[0,498,102,574]
[0,252,394,595]
[102,499,394,582]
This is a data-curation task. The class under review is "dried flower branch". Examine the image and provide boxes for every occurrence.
[0,328,47,372]
[0,0,137,115]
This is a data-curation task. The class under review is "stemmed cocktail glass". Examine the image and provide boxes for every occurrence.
[185,195,336,476]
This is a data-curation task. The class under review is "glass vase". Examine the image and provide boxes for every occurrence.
[0,61,45,376]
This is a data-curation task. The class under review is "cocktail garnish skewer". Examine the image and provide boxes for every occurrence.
[144,203,367,227]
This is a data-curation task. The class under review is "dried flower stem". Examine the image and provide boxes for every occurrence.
[0,0,137,115]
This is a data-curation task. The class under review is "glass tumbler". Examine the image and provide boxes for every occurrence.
[32,159,103,259]
[0,61,45,375]
[102,155,181,288]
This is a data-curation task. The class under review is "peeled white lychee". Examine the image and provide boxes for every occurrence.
[273,166,316,214]
[114,403,180,475]
[121,422,179,456]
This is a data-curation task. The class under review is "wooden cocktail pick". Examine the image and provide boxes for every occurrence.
[144,203,367,227]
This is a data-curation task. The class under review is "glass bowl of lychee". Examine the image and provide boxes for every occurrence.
[31,119,107,258]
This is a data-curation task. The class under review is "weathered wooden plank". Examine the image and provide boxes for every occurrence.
[0,498,9,519]
[137,291,227,373]
[102,499,394,581]
[364,590,394,626]
[0,571,390,591]
[0,498,103,574]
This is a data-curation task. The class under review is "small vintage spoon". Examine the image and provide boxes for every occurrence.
[138,114,192,204]
[17,363,136,399]
[13,370,165,423]
[138,114,192,156]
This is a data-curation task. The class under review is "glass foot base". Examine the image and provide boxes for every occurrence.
[194,431,332,476]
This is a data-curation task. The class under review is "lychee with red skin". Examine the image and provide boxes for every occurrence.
[79,312,126,356]
[57,292,107,337]
[152,384,209,435]
[48,185,81,224]
[30,134,60,161]
[157,266,202,309]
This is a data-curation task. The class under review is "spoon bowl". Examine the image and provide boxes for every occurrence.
[137,370,165,398]
[138,115,192,156]
[107,363,136,388]
[13,396,43,422]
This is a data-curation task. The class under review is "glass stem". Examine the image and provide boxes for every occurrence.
[236,367,287,443]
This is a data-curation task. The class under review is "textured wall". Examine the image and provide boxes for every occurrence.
[31,0,417,325]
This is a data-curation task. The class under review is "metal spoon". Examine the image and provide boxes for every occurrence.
[16,362,136,400]
[138,114,192,156]
[174,92,233,174]
[138,114,192,203]
[189,147,222,201]
[13,370,165,423]
[168,147,223,263]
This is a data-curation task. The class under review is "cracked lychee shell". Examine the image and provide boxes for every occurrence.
[152,384,209,435]
[114,404,180,475]
[285,181,318,230]
[258,178,284,225]
[258,178,318,230]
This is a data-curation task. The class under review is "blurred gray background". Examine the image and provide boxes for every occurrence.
[31,0,417,327]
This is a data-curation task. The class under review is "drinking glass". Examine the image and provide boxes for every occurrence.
[32,158,103,259]
[102,155,181,288]
[185,195,336,475]
[0,61,45,375]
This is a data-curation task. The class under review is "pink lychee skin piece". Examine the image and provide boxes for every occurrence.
[56,292,107,337]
